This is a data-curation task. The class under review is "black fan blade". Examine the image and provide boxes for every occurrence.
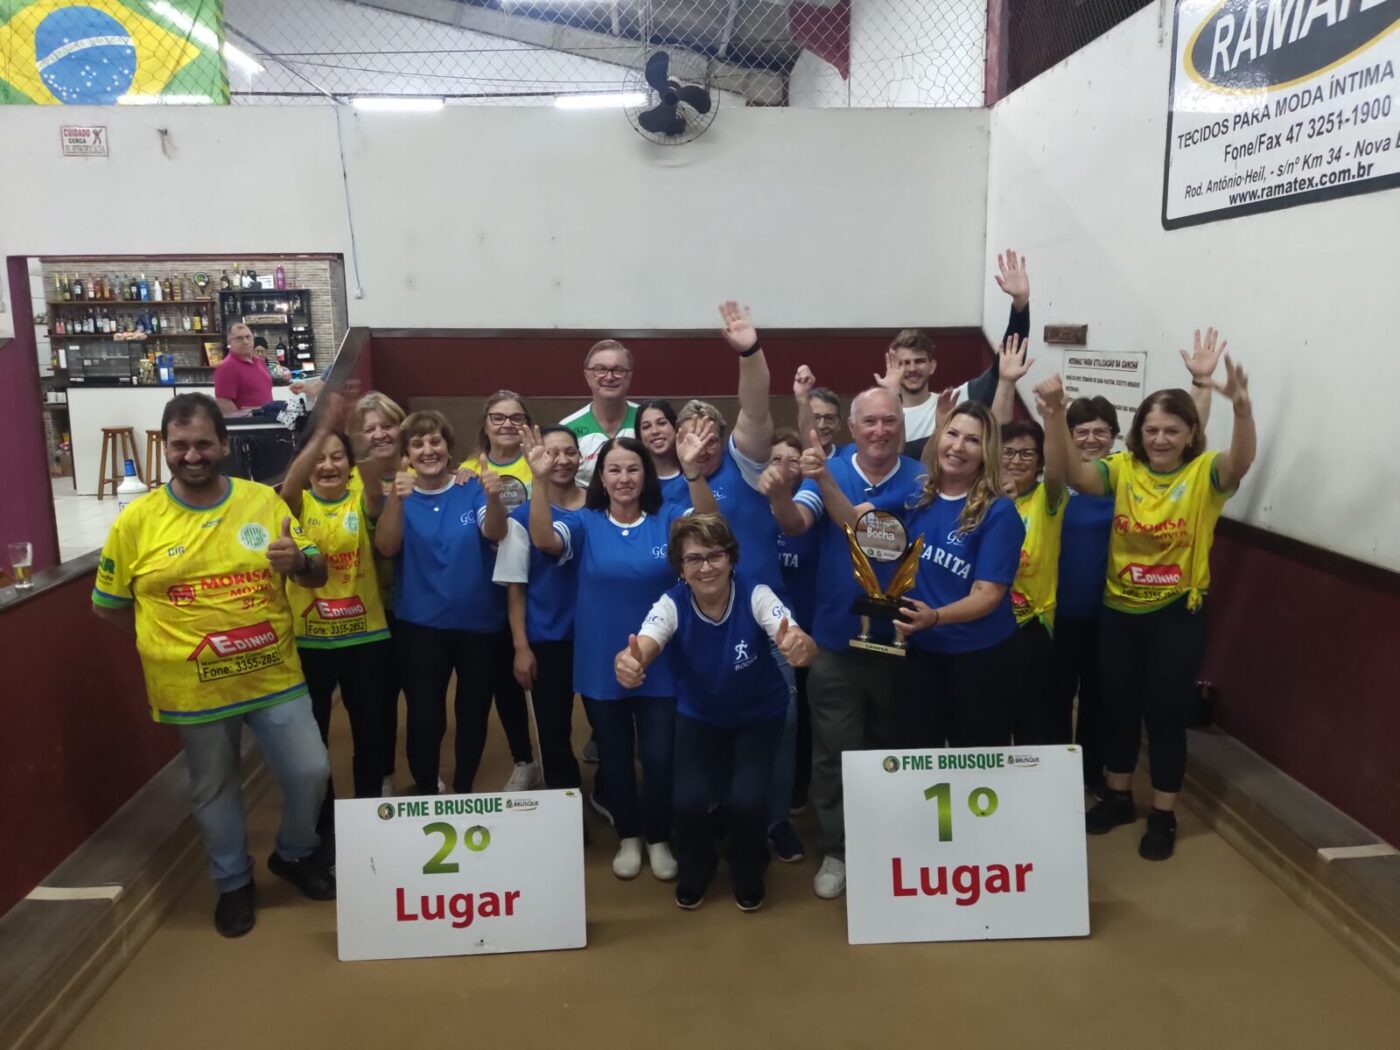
[676,84,711,115]
[644,52,671,93]
[638,102,680,134]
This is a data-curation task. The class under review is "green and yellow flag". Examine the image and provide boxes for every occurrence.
[0,0,228,105]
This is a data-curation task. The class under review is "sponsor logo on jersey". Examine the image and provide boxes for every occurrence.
[733,639,756,671]
[237,523,270,552]
[303,595,369,639]
[344,510,360,534]
[167,583,196,607]
[1118,563,1183,587]
[188,621,284,681]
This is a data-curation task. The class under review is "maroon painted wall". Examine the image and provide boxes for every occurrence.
[1,257,59,572]
[0,574,177,917]
[1203,525,1400,845]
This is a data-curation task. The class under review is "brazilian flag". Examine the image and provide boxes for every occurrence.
[0,0,229,104]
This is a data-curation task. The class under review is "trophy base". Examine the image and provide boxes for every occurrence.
[848,638,907,658]
[848,611,908,658]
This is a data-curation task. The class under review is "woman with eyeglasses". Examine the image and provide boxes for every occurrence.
[616,514,816,912]
[1037,341,1253,861]
[526,426,719,882]
[636,399,690,506]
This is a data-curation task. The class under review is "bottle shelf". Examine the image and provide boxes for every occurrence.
[48,298,216,307]
[47,332,217,340]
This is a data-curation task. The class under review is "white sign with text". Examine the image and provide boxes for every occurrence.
[336,791,586,961]
[60,125,107,157]
[1062,350,1147,446]
[844,746,1090,944]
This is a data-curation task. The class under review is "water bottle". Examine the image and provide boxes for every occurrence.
[117,460,146,512]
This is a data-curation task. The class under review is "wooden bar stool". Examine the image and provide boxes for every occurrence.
[97,426,144,500]
[145,429,165,489]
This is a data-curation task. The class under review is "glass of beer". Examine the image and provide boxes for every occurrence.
[8,542,33,590]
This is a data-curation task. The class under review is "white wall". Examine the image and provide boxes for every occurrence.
[983,7,1400,571]
[0,105,988,329]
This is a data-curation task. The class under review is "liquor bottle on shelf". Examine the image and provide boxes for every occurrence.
[54,273,64,301]
[275,337,287,364]
[52,315,64,336]
[128,275,139,301]
[73,275,85,301]
[274,265,286,291]
[192,310,203,333]
[164,277,174,301]
[150,310,162,334]
[92,276,102,300]
[220,270,231,291]
[152,276,163,302]
[138,274,150,302]
[171,275,182,301]
[182,312,192,332]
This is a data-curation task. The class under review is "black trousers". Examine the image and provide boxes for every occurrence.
[792,665,812,808]
[894,633,1019,748]
[1099,600,1208,794]
[1010,619,1054,745]
[384,609,403,777]
[396,620,497,794]
[490,630,534,764]
[529,639,580,789]
[301,639,396,832]
[1048,613,1106,785]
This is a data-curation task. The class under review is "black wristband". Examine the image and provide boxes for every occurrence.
[739,340,762,359]
[1191,378,1210,388]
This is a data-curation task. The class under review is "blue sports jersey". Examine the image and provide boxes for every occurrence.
[903,494,1024,654]
[705,440,788,602]
[1055,491,1114,618]
[558,504,686,700]
[658,471,691,508]
[641,575,790,728]
[794,452,926,651]
[776,526,822,630]
[510,503,578,643]
[394,480,505,632]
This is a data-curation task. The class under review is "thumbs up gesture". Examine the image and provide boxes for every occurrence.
[799,428,828,481]
[393,455,415,499]
[266,516,304,575]
[774,615,816,667]
[614,633,648,689]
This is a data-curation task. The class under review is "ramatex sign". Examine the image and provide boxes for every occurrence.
[1163,0,1400,228]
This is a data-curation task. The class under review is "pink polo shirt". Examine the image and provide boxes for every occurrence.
[213,353,273,409]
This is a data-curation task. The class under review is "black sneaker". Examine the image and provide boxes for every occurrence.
[1084,777,1108,802]
[767,820,805,863]
[675,885,705,910]
[214,881,255,938]
[735,889,765,912]
[268,851,336,900]
[1139,809,1178,861]
[1085,791,1136,835]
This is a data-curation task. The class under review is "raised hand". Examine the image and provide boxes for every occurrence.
[1033,374,1067,417]
[521,424,553,476]
[1180,327,1227,382]
[1210,354,1250,411]
[994,249,1030,308]
[799,428,828,480]
[893,597,939,637]
[775,616,817,667]
[480,466,503,500]
[677,416,718,476]
[266,517,303,575]
[718,300,758,354]
[935,386,961,430]
[757,462,793,497]
[793,364,816,398]
[393,455,415,499]
[998,334,1034,383]
[874,347,903,393]
[614,634,647,689]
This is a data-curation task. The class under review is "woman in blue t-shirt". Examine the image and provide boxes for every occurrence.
[637,399,690,507]
[617,514,816,912]
[526,426,718,882]
[374,411,509,796]
[894,402,1026,747]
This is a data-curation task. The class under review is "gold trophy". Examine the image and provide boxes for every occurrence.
[843,509,924,657]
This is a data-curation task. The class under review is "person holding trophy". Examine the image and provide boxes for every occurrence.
[891,402,1026,748]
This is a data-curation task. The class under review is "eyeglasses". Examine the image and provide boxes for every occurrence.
[586,366,632,378]
[487,413,528,426]
[681,550,729,570]
[1072,427,1114,441]
[811,413,839,424]
[1001,448,1040,462]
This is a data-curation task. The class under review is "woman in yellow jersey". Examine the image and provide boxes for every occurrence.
[998,419,1066,744]
[352,390,406,796]
[281,406,394,853]
[1038,355,1255,860]
[458,390,540,791]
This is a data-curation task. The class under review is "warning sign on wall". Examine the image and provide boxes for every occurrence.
[60,126,107,157]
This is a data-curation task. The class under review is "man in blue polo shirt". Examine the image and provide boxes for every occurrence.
[766,387,926,900]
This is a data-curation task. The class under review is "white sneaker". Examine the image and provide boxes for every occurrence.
[813,855,846,899]
[502,761,540,792]
[613,837,644,879]
[437,777,448,794]
[380,775,395,798]
[647,841,677,881]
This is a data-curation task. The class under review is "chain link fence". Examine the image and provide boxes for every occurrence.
[0,0,986,109]
[995,0,1157,97]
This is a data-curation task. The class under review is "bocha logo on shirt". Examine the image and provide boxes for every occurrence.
[344,510,360,535]
[237,523,270,552]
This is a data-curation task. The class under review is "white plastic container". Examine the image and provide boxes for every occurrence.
[116,459,146,514]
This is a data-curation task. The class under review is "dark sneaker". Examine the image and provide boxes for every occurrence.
[675,884,705,910]
[1084,777,1108,802]
[215,881,255,938]
[582,736,599,764]
[268,851,336,900]
[767,820,805,863]
[735,889,765,912]
[1085,791,1136,835]
[1138,809,1178,861]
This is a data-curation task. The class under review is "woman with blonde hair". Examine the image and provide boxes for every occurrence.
[891,402,1026,747]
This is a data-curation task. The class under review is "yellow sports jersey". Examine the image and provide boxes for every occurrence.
[286,489,390,649]
[1096,451,1232,613]
[1011,482,1066,631]
[460,452,532,509]
[93,480,317,725]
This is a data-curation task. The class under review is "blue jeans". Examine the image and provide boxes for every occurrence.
[177,695,330,892]
[674,713,783,896]
[583,695,676,843]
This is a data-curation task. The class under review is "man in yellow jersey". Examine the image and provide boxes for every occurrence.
[92,393,334,938]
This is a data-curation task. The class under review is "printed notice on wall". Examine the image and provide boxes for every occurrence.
[60,126,107,157]
[1062,351,1146,443]
[1163,0,1400,229]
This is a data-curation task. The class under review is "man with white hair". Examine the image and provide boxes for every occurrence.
[766,386,927,900]
[561,339,639,489]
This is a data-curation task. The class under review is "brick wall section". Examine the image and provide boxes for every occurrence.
[40,256,346,373]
